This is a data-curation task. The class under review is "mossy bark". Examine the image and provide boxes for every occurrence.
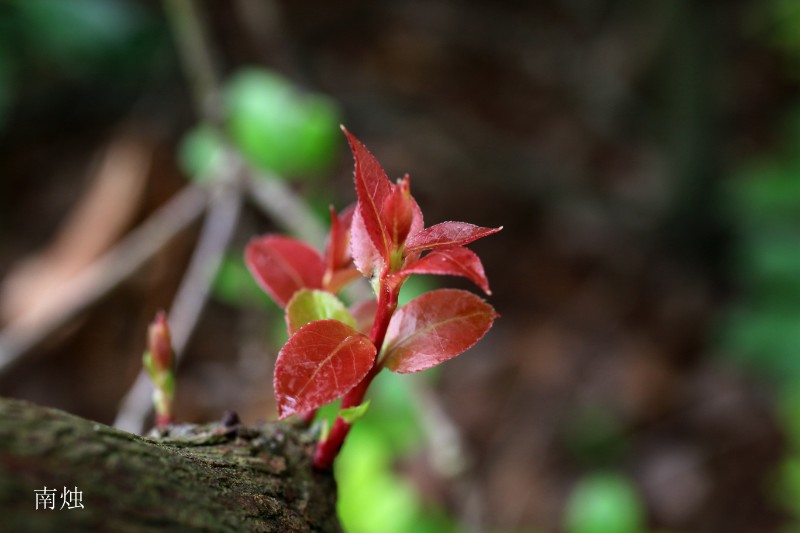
[0,398,341,532]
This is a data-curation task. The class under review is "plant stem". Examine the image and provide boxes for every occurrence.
[163,0,221,122]
[114,176,243,433]
[312,273,399,470]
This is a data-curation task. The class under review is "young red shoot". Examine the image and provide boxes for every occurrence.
[142,311,176,429]
[246,127,502,470]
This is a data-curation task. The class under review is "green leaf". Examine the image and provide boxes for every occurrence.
[224,68,340,178]
[775,456,800,515]
[777,384,800,451]
[179,125,226,184]
[727,158,800,224]
[564,472,644,533]
[339,401,371,424]
[335,424,420,533]
[720,306,800,380]
[14,0,148,72]
[142,350,156,380]
[318,417,331,443]
[285,289,356,334]
[161,371,176,398]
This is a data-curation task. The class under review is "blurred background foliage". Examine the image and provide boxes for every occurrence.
[1,0,800,532]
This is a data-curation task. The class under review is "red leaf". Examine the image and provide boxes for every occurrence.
[382,289,497,374]
[350,299,378,335]
[402,194,425,265]
[342,127,393,259]
[350,206,384,279]
[398,246,491,294]
[274,319,377,419]
[381,175,414,248]
[245,235,325,307]
[325,268,362,295]
[405,222,502,253]
[409,195,424,239]
[324,204,355,273]
[323,205,360,293]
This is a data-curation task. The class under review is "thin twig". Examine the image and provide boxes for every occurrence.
[113,0,342,433]
[0,185,209,376]
[162,0,222,121]
[112,0,240,434]
[245,172,327,249]
[114,170,244,433]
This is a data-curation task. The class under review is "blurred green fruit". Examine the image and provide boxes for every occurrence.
[224,69,340,178]
[179,125,226,184]
[565,472,644,533]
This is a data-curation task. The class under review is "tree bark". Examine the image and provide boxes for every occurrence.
[0,398,341,532]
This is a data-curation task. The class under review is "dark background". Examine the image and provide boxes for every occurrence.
[1,1,798,531]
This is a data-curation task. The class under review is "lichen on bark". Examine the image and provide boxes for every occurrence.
[0,398,341,532]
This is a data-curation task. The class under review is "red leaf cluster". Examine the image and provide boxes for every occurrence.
[246,127,501,438]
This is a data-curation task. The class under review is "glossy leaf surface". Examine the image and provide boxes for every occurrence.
[405,222,502,253]
[382,289,497,374]
[399,246,491,294]
[342,127,393,258]
[324,204,355,273]
[286,289,356,334]
[382,175,414,248]
[350,207,383,280]
[245,235,325,307]
[274,319,376,419]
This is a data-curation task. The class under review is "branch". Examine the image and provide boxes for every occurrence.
[114,172,244,433]
[163,0,222,121]
[245,172,328,250]
[0,185,208,376]
[0,397,341,532]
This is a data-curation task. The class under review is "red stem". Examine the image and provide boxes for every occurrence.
[155,413,172,429]
[313,274,398,470]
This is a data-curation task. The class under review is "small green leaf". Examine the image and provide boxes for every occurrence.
[565,472,644,533]
[161,371,176,398]
[179,125,226,184]
[142,351,156,380]
[224,68,340,178]
[285,289,356,334]
[318,417,331,443]
[339,401,371,424]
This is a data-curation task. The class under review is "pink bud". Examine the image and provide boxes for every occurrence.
[148,311,173,373]
[381,175,414,248]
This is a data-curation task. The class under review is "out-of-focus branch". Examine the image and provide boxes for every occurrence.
[112,0,340,431]
[115,168,244,433]
[1,134,151,323]
[246,172,327,249]
[164,0,329,250]
[0,185,209,376]
[163,0,221,121]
